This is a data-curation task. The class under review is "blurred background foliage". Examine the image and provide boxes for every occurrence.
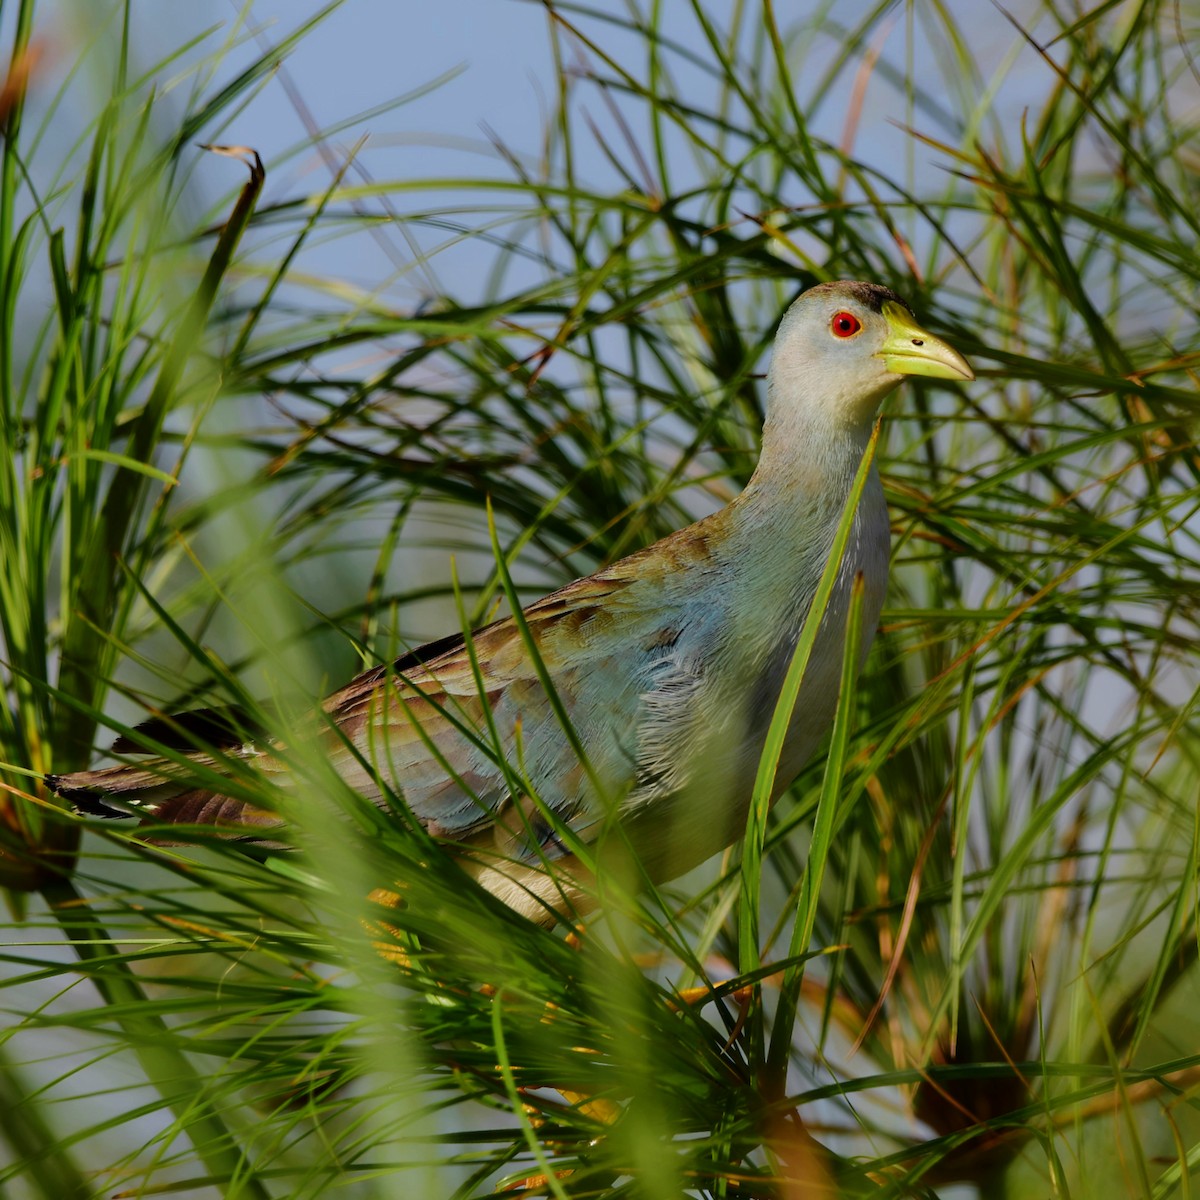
[1,0,1199,1196]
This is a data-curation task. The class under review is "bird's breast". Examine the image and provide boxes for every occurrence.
[749,469,889,794]
[611,471,890,880]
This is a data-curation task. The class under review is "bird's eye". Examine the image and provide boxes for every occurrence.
[830,311,862,338]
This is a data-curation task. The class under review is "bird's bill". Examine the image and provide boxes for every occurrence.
[877,300,975,381]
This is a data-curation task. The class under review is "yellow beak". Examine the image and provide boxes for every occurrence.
[877,300,975,381]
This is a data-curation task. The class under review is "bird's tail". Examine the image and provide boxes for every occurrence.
[47,761,274,829]
[47,706,282,832]
[48,761,195,817]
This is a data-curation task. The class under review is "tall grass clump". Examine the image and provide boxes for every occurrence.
[1,1,1198,1197]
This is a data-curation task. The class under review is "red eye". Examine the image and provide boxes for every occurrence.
[831,311,862,338]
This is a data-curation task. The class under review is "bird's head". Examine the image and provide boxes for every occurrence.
[768,280,974,433]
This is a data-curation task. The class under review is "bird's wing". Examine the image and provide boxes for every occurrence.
[54,526,723,858]
[316,569,645,843]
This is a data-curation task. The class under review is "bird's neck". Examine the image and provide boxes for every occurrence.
[711,406,885,640]
[736,408,878,535]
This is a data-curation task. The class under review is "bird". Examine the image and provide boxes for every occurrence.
[49,281,973,926]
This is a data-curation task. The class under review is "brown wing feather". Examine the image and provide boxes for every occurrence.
[51,525,709,851]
